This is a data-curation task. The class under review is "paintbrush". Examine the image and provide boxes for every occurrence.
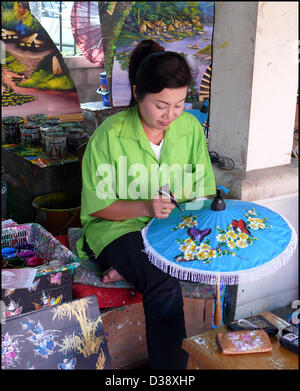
[158,184,185,213]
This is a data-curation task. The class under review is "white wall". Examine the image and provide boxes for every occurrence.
[209,2,258,171]
[209,2,298,171]
[209,2,299,318]
[246,2,299,170]
[234,192,298,319]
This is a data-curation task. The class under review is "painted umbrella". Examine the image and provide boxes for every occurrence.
[70,1,104,67]
[142,193,297,324]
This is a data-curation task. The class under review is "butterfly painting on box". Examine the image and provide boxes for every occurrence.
[1,296,111,369]
[22,318,60,359]
[5,299,23,318]
[33,291,62,310]
[49,272,62,286]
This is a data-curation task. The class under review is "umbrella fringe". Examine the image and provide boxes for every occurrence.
[143,246,240,285]
[238,223,298,284]
[141,218,297,286]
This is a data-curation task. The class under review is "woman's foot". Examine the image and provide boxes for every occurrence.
[101,267,125,283]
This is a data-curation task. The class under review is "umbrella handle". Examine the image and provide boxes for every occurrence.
[214,276,222,326]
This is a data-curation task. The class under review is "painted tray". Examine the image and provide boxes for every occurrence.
[1,223,80,277]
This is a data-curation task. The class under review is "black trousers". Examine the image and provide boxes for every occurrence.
[85,231,188,370]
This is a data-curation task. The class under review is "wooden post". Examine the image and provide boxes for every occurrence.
[214,275,222,326]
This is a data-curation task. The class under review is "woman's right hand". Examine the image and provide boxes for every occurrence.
[148,195,175,219]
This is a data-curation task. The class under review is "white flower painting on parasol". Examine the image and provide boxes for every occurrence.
[142,186,297,325]
[172,207,272,265]
[142,197,297,286]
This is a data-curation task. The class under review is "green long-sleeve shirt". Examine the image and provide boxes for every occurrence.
[76,105,215,260]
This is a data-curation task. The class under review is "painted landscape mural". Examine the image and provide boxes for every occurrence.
[110,1,214,107]
[1,1,82,117]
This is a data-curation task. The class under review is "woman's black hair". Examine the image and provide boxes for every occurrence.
[128,39,192,107]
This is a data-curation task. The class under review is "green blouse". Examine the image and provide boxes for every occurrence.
[76,105,216,260]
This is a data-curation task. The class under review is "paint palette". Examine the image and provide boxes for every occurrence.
[1,223,80,319]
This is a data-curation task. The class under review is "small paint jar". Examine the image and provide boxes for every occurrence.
[43,118,62,126]
[26,116,61,127]
[16,243,34,251]
[1,247,18,259]
[26,119,42,127]
[60,121,84,130]
[18,250,36,258]
[20,124,41,147]
[3,116,24,144]
[40,125,64,152]
[44,130,67,159]
[66,127,89,153]
[26,114,48,123]
[5,257,26,268]
[26,256,45,267]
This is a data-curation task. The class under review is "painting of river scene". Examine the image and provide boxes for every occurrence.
[1,1,82,117]
[111,2,214,107]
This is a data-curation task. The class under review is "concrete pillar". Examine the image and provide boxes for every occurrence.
[209,2,298,172]
[208,3,298,318]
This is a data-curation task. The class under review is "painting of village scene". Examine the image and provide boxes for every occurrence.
[1,1,82,117]
[111,2,214,107]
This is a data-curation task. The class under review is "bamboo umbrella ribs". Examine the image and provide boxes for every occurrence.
[70,1,104,67]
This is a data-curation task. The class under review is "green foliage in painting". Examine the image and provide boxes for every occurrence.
[2,85,37,107]
[46,75,75,91]
[182,2,202,19]
[16,53,75,91]
[3,52,26,73]
[18,69,51,86]
[115,50,131,72]
[1,6,17,30]
[119,1,205,45]
[198,44,212,55]
[106,4,133,77]
[37,53,70,76]
[18,71,74,91]
[2,2,47,38]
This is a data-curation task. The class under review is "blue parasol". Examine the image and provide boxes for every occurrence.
[142,187,297,324]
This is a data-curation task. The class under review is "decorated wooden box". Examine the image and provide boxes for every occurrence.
[2,269,73,318]
[1,295,112,370]
[1,223,80,320]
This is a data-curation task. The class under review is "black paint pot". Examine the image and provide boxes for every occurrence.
[3,116,24,144]
[20,125,41,147]
[5,257,26,268]
[67,127,89,152]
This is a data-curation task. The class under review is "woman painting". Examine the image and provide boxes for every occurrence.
[76,39,216,369]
